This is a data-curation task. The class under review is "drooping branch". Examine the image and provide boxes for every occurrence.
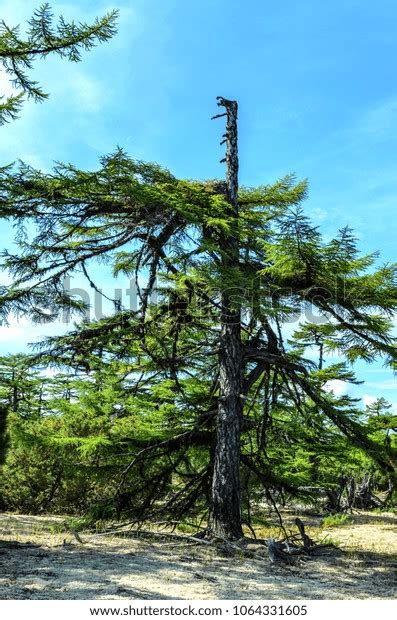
[290,371,397,475]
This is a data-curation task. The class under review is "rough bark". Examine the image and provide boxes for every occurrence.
[208,97,243,539]
[0,404,9,466]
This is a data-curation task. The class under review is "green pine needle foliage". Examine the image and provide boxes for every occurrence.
[0,4,118,124]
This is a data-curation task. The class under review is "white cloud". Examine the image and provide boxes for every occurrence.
[0,317,69,353]
[0,69,18,98]
[362,394,377,407]
[323,379,348,396]
[0,323,25,343]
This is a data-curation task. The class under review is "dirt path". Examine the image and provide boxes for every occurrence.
[0,512,396,599]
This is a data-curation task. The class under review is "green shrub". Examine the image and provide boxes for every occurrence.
[321,513,352,528]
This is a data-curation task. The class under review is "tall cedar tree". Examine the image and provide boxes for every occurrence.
[0,99,396,538]
[208,98,243,538]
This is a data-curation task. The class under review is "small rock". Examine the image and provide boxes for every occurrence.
[245,543,267,552]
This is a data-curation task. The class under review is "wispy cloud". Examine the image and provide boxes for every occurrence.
[56,68,107,114]
[0,317,68,354]
[354,96,397,141]
[363,380,397,391]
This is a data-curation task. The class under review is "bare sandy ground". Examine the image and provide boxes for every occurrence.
[0,512,396,600]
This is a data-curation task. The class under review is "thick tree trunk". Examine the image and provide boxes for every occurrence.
[0,404,9,466]
[208,98,243,539]
[208,306,243,538]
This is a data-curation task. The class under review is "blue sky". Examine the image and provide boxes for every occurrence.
[0,0,396,407]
